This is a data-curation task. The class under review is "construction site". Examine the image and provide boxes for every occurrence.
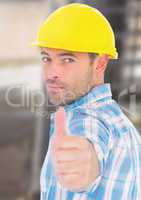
[0,0,141,199]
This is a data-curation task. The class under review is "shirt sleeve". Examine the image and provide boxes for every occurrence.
[83,114,113,193]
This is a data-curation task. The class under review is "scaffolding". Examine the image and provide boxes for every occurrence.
[122,0,141,82]
[119,0,141,129]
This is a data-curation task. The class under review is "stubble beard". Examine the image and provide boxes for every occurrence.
[46,87,77,107]
[47,83,92,107]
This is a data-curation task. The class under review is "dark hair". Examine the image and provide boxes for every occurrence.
[88,53,98,63]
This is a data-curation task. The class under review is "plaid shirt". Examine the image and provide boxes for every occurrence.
[40,83,141,200]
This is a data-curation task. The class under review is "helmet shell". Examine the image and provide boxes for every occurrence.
[32,3,118,59]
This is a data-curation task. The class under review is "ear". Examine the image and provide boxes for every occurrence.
[96,54,109,73]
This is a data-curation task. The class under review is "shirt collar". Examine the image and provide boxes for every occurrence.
[64,83,112,111]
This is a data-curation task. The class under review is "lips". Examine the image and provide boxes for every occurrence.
[47,84,63,88]
[47,84,64,90]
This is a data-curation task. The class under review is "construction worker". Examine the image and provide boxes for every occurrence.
[32,3,141,200]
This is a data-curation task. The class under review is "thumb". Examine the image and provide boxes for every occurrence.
[54,106,67,138]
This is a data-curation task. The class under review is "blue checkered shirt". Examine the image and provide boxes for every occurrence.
[40,83,141,200]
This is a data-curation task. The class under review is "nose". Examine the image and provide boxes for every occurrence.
[43,63,62,80]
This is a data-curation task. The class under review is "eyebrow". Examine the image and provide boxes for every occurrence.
[40,51,77,58]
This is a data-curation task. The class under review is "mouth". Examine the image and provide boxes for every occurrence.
[47,84,64,91]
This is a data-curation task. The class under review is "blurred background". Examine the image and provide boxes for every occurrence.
[0,0,141,199]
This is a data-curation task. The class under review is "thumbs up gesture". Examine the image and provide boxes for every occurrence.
[51,107,99,192]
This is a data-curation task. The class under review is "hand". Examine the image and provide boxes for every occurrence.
[51,107,99,192]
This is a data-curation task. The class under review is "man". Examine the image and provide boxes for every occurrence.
[32,3,141,200]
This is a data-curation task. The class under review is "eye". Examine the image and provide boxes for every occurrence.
[63,58,75,63]
[41,56,51,63]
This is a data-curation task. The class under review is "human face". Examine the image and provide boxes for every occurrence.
[40,47,96,106]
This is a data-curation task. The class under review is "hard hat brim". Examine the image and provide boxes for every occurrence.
[30,41,118,60]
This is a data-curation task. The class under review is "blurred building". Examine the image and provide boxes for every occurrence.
[0,0,50,62]
[0,0,50,199]
[118,0,141,128]
[0,0,140,200]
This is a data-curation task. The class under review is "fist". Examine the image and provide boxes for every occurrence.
[51,107,99,192]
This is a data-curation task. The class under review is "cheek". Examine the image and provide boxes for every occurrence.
[42,66,48,80]
[64,66,90,90]
[69,74,88,93]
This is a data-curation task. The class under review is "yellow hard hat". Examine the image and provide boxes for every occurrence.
[31,3,118,59]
